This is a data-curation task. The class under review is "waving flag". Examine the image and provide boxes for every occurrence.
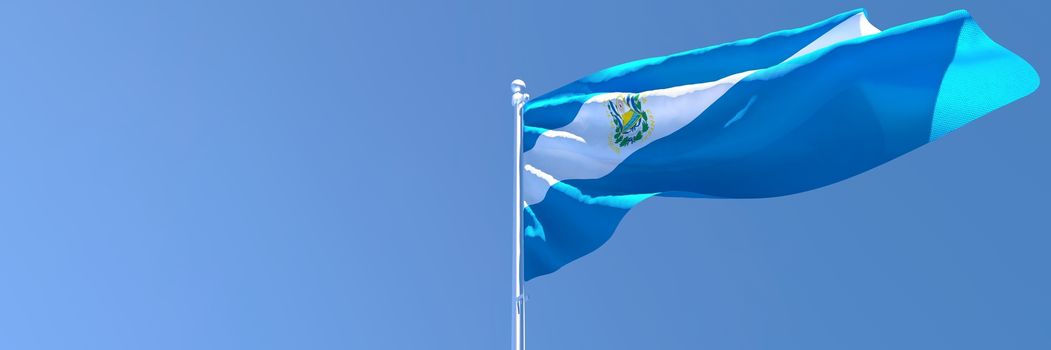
[521,9,1038,280]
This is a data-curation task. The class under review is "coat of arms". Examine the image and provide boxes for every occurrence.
[606,93,654,152]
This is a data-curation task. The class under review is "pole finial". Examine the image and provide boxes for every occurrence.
[511,79,529,109]
[511,79,526,93]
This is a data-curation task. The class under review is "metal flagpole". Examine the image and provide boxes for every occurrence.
[511,79,529,350]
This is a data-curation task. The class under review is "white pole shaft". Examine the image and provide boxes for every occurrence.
[511,79,528,350]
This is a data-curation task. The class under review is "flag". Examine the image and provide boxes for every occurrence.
[522,9,1038,280]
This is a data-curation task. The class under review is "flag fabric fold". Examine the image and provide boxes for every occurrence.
[522,9,1038,281]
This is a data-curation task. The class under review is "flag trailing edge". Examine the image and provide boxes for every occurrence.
[521,9,1039,281]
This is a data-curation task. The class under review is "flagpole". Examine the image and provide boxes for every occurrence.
[511,79,529,350]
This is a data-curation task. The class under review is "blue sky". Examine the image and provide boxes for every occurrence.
[0,0,1047,349]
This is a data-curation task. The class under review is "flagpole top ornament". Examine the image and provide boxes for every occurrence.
[511,79,529,108]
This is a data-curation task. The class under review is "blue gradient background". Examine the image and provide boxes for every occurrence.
[0,1,1046,349]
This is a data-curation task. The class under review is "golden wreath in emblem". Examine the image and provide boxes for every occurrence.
[606,93,654,153]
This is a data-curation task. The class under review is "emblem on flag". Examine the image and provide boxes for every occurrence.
[606,93,654,152]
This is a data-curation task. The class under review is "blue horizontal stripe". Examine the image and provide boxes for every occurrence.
[524,182,654,280]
